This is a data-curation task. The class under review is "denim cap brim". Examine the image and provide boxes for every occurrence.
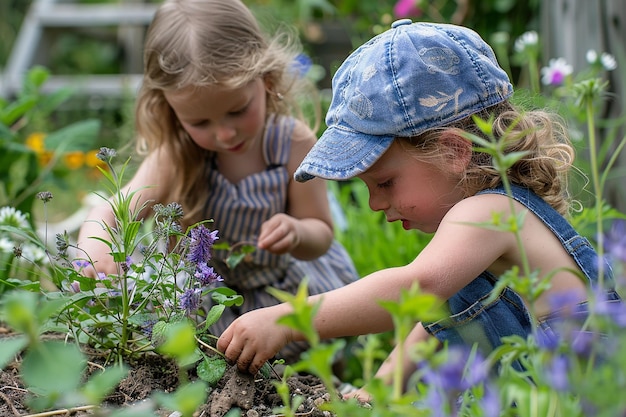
[295,19,513,182]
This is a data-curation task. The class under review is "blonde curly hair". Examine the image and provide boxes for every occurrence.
[133,0,318,226]
[400,101,575,215]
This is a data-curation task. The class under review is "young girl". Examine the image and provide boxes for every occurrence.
[76,0,358,362]
[217,19,622,385]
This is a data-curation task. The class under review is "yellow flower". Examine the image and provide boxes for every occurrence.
[64,151,86,170]
[38,151,53,166]
[85,149,108,177]
[85,149,106,168]
[25,132,46,153]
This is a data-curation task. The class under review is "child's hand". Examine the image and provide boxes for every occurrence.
[217,304,294,374]
[257,213,300,255]
[342,387,372,404]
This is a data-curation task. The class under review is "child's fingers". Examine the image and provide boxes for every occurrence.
[217,323,265,374]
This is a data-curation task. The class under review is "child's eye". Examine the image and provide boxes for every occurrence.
[230,106,248,116]
[190,120,209,127]
[377,179,393,189]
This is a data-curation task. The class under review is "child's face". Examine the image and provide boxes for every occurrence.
[357,141,465,234]
[164,78,267,154]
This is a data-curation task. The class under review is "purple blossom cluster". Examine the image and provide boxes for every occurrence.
[186,225,219,265]
[417,346,499,417]
[180,225,223,315]
[603,219,626,264]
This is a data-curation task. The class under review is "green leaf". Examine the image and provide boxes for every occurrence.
[211,287,244,307]
[0,335,28,369]
[204,304,226,329]
[155,381,208,417]
[157,321,198,364]
[225,252,246,269]
[151,320,168,347]
[197,355,227,386]
[24,65,50,90]
[21,341,86,395]
[37,294,78,324]
[44,119,101,152]
[0,95,38,125]
[1,290,38,338]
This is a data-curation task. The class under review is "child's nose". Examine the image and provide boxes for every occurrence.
[368,192,388,212]
[215,124,236,143]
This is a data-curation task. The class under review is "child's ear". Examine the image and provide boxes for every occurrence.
[439,130,472,173]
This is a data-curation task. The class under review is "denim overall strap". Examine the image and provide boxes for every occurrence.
[480,184,613,287]
[423,184,613,362]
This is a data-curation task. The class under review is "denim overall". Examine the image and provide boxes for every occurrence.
[422,184,620,358]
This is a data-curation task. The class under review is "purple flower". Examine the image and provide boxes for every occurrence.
[292,53,312,78]
[571,330,596,357]
[535,328,560,351]
[69,280,81,293]
[186,225,219,264]
[541,58,573,86]
[603,219,626,263]
[73,259,91,270]
[593,290,626,327]
[545,354,569,391]
[422,347,488,392]
[480,385,501,417]
[393,0,421,18]
[179,288,201,315]
[194,262,223,286]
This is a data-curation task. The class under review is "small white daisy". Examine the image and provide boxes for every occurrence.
[0,206,30,229]
[600,53,617,71]
[514,31,539,53]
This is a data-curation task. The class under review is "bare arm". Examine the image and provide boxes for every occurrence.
[218,195,518,373]
[257,120,334,260]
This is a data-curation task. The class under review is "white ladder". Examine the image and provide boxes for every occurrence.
[0,0,158,98]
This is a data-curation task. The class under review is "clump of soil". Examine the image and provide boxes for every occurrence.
[0,343,336,417]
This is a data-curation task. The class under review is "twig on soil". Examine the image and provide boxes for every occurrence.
[0,390,21,416]
[87,361,106,371]
[21,405,95,417]
[196,336,222,357]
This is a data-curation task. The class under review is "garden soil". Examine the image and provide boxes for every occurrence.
[0,335,337,417]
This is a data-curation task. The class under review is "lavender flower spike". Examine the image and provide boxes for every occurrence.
[186,225,219,264]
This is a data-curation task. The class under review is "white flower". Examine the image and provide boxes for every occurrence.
[514,31,538,53]
[21,243,48,264]
[0,206,29,229]
[586,49,617,71]
[0,237,14,253]
[586,49,598,64]
[600,53,617,71]
[541,58,573,86]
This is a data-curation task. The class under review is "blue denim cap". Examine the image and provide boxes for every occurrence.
[295,20,513,182]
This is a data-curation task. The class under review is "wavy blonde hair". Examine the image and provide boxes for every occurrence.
[400,101,575,215]
[134,0,318,226]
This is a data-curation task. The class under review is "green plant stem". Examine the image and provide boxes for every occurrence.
[585,99,605,284]
[527,59,540,95]
[195,336,224,357]
[119,271,131,364]
[392,334,405,401]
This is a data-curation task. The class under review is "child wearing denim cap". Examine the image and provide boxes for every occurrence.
[217,19,621,392]
[77,0,359,364]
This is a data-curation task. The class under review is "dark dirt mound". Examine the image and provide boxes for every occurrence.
[0,346,335,417]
